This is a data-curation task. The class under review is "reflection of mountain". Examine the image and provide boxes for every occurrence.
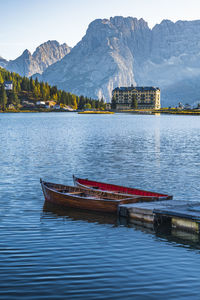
[43,201,200,250]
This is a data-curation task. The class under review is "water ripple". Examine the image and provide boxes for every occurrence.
[1,113,200,299]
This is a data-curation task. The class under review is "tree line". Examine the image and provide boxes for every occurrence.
[0,68,106,111]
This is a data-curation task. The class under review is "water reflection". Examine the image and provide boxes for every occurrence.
[154,123,161,168]
[129,220,200,251]
[42,201,119,226]
[43,201,200,251]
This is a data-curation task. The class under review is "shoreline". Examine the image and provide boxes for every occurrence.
[1,109,200,115]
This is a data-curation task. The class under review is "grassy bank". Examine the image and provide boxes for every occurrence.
[78,111,114,114]
[117,108,200,115]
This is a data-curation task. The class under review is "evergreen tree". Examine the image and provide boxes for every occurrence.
[0,85,8,110]
[16,80,21,92]
[0,73,3,84]
[131,95,138,109]
[26,78,31,91]
[30,77,35,92]
[40,82,47,100]
[57,90,62,103]
[78,95,85,109]
[50,85,58,96]
[72,94,77,110]
[67,93,72,106]
[52,93,58,101]
[9,91,20,107]
[21,77,26,90]
[35,77,39,86]
[33,83,41,99]
[76,96,79,106]
[45,82,50,99]
[60,91,67,105]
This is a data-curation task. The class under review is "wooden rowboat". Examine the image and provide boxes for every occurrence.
[40,179,146,214]
[73,175,173,200]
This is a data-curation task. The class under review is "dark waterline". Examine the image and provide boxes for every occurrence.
[1,112,200,299]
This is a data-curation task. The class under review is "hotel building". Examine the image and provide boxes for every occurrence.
[112,86,161,110]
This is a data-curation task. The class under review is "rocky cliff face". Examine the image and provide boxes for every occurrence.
[6,40,71,77]
[42,17,150,100]
[41,17,200,105]
[138,19,200,105]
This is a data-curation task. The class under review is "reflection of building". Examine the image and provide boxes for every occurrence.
[4,81,13,90]
[112,85,161,110]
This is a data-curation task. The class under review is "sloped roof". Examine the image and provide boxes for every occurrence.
[113,86,160,92]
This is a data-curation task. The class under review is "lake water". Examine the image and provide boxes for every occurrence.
[1,112,200,299]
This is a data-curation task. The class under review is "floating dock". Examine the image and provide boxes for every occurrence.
[119,200,200,233]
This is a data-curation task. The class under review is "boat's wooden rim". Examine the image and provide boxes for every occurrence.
[73,175,173,200]
[73,175,172,199]
[40,179,136,203]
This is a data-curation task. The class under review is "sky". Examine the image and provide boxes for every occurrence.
[1,0,200,60]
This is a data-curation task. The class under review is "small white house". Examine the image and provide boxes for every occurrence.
[4,81,13,90]
[36,101,46,106]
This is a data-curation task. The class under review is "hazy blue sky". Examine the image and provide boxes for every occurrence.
[1,0,200,60]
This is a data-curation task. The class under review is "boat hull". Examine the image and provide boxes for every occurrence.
[40,180,141,214]
[73,176,173,200]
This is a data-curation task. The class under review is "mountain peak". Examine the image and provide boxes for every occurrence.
[6,40,71,77]
[87,16,149,32]
[22,49,32,57]
[110,16,148,27]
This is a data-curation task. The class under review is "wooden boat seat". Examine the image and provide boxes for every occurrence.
[69,192,84,195]
[57,190,84,195]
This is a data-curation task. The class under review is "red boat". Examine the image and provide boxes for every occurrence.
[73,176,173,200]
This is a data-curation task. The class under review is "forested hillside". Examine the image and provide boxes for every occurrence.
[0,68,105,111]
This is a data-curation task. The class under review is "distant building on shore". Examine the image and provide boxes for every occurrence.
[4,81,13,90]
[105,103,111,110]
[112,85,161,110]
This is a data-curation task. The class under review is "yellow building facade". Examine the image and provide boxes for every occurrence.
[112,86,161,110]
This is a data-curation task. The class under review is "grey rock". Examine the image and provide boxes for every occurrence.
[0,56,8,68]
[7,40,71,77]
[42,17,200,106]
[42,17,150,100]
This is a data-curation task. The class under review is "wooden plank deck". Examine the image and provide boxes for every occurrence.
[119,200,200,233]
